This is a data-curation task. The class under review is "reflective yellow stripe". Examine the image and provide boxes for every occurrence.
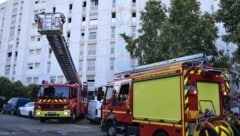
[102,110,132,114]
[196,70,202,75]
[132,120,182,128]
[190,70,194,74]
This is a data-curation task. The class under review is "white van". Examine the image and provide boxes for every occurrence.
[86,99,102,123]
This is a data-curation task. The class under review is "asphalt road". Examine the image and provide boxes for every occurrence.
[0,113,105,136]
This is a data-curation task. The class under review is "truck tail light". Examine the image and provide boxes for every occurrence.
[190,89,197,95]
[223,91,228,96]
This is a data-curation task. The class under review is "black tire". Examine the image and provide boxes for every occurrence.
[10,110,15,115]
[199,127,218,136]
[2,110,5,114]
[106,121,117,136]
[70,111,76,123]
[154,131,168,136]
[231,123,240,136]
[17,110,20,116]
[28,111,33,119]
[40,118,46,123]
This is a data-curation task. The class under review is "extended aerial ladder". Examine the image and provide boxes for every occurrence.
[115,53,213,78]
[34,12,79,84]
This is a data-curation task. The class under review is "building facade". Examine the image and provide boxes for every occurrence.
[0,0,231,90]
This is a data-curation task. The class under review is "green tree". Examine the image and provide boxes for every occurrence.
[166,0,218,57]
[121,0,219,65]
[216,0,240,63]
[121,0,167,65]
[0,76,37,100]
[0,77,13,99]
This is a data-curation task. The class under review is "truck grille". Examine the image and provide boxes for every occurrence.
[41,104,65,109]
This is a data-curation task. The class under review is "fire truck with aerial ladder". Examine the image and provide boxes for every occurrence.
[100,53,239,136]
[33,13,87,122]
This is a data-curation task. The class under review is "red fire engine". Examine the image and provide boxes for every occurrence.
[101,54,236,136]
[34,13,87,122]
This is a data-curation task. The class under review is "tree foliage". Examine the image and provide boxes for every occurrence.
[0,76,38,100]
[121,0,219,65]
[121,0,167,65]
[216,0,240,63]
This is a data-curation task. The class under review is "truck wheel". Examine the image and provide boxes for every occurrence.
[154,131,168,136]
[231,123,240,136]
[40,119,46,123]
[106,121,117,136]
[70,112,76,122]
[199,127,218,136]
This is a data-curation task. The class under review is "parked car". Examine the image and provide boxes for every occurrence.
[2,97,31,115]
[18,102,35,118]
[86,99,102,123]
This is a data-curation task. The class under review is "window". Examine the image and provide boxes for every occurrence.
[69,4,73,10]
[89,32,97,39]
[34,62,40,69]
[28,63,33,70]
[131,26,136,37]
[67,32,71,38]
[8,52,12,57]
[111,27,115,38]
[82,16,86,21]
[47,62,51,73]
[110,45,115,54]
[132,12,136,17]
[33,77,39,83]
[81,32,85,39]
[80,44,84,56]
[50,76,56,83]
[79,60,83,71]
[36,49,41,55]
[83,1,87,7]
[53,7,56,13]
[90,19,98,26]
[110,59,114,70]
[68,18,72,23]
[112,12,116,18]
[31,36,36,41]
[29,49,34,55]
[112,0,116,7]
[57,76,64,83]
[118,84,129,102]
[87,60,95,71]
[88,44,96,55]
[26,77,32,84]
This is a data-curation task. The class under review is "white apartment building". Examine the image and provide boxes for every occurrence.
[0,0,231,90]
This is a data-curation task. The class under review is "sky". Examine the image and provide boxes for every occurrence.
[0,0,7,4]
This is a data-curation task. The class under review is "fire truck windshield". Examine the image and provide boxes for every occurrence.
[38,86,70,98]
